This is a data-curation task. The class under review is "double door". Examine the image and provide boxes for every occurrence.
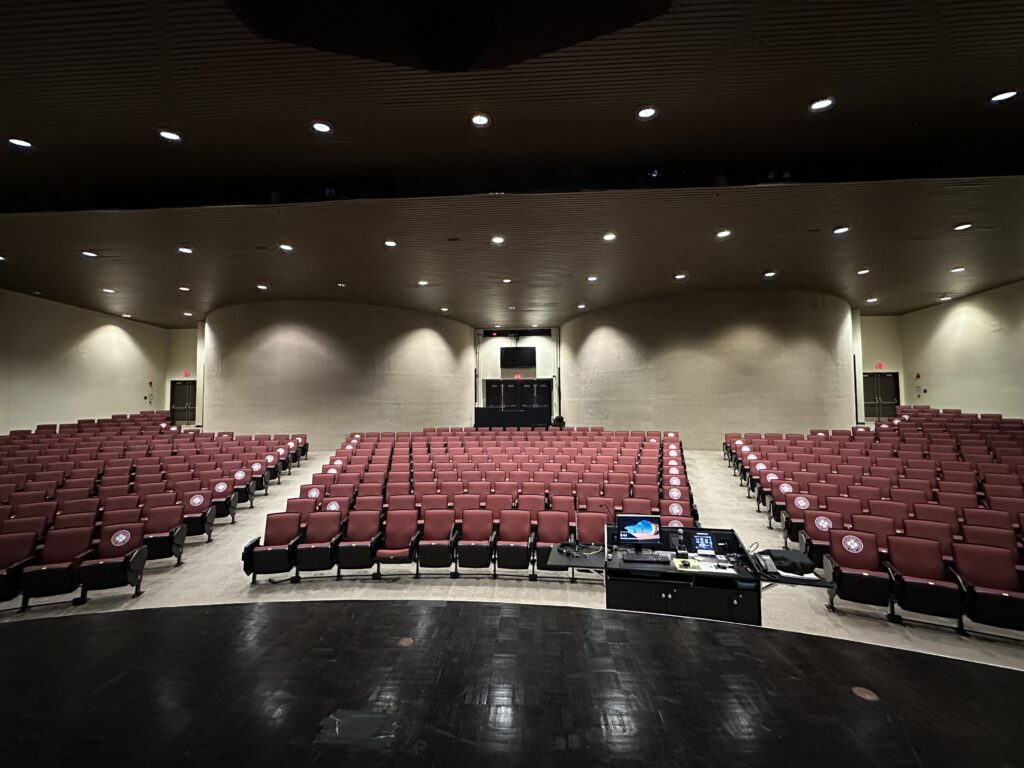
[484,378,552,409]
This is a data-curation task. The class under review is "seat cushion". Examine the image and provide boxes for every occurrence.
[975,586,1024,599]
[377,548,410,559]
[903,575,958,590]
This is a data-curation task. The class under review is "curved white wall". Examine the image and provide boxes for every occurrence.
[560,290,855,449]
[203,300,475,446]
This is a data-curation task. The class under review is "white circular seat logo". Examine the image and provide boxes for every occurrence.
[668,520,683,528]
[734,439,743,446]
[189,494,204,507]
[669,502,683,515]
[755,462,767,472]
[842,535,864,553]
[334,459,344,465]
[252,463,262,472]
[308,488,321,498]
[278,448,286,456]
[814,516,833,531]
[780,483,793,494]
[328,467,338,474]
[748,454,758,461]
[668,477,680,487]
[669,467,680,475]
[111,529,132,547]
[345,445,354,451]
[234,470,246,481]
[766,473,779,482]
[794,496,811,510]
[288,442,296,450]
[326,501,340,511]
[215,482,228,493]
[668,488,682,500]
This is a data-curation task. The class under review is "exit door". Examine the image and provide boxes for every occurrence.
[863,373,900,419]
[170,380,197,424]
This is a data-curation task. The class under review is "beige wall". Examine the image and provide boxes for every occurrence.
[899,280,1024,414]
[203,300,476,447]
[0,288,170,432]
[860,315,906,404]
[560,290,856,449]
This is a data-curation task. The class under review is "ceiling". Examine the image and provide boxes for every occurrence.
[0,0,1022,327]
[0,178,1021,328]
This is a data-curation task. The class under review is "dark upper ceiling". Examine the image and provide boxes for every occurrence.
[0,1,1022,328]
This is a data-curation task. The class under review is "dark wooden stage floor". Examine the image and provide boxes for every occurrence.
[0,600,1019,767]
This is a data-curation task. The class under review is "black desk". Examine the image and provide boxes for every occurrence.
[605,528,762,626]
[474,406,551,428]
[545,543,606,583]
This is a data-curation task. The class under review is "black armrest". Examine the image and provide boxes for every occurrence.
[127,544,148,572]
[409,529,422,550]
[949,566,971,594]
[369,530,383,553]
[71,548,94,567]
[287,534,303,554]
[329,531,344,554]
[883,559,902,582]
[528,532,537,549]
[822,553,839,583]
[488,530,498,548]
[448,525,459,548]
[241,537,260,573]
[171,524,187,547]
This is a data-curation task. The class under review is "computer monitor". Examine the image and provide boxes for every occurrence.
[616,514,662,550]
[691,531,715,555]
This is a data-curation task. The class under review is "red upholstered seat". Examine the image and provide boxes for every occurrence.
[376,509,420,575]
[824,529,891,612]
[78,523,148,601]
[952,543,1024,630]
[496,509,533,573]
[19,526,95,610]
[0,531,38,601]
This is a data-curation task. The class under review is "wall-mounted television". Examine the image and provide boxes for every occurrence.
[500,347,536,368]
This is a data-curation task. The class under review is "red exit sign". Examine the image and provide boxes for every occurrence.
[183,370,191,377]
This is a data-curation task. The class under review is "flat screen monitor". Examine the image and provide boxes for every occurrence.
[691,531,715,554]
[617,515,662,549]
[500,346,536,369]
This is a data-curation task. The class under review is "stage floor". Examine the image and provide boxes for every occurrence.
[0,600,1019,767]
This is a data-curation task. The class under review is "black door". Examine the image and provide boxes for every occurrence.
[170,380,197,424]
[534,379,552,407]
[485,380,502,407]
[500,381,520,408]
[863,373,900,419]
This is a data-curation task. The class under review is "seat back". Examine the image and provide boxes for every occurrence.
[953,543,1020,591]
[0,531,37,568]
[888,536,946,581]
[304,511,343,544]
[498,509,531,542]
[40,526,93,565]
[963,508,1014,530]
[825,496,862,526]
[285,498,317,525]
[52,512,97,530]
[828,529,882,570]
[461,509,493,542]
[576,511,607,545]
[422,509,455,541]
[12,501,57,524]
[182,489,213,515]
[344,510,380,543]
[384,509,418,548]
[95,522,146,558]
[536,510,569,544]
[806,511,844,543]
[104,508,143,525]
[144,505,184,534]
[263,512,301,546]
[867,500,909,529]
[962,524,1018,550]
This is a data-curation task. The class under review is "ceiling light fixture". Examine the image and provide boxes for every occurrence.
[990,90,1018,103]
[953,223,972,231]
[337,282,346,288]
[950,266,966,273]
[183,311,193,317]
[865,296,879,305]
[177,246,193,254]
[602,231,617,242]
[576,303,587,310]
[939,295,953,302]
[256,282,269,290]
[637,106,658,120]
[121,313,132,319]
[508,306,516,310]
[833,226,850,235]
[471,113,491,128]
[383,239,397,248]
[494,324,501,328]
[178,286,190,293]
[440,307,449,312]
[674,273,687,281]
[531,324,539,328]
[159,130,182,142]
[101,288,116,294]
[417,280,429,287]
[857,268,871,276]
[82,250,98,258]
[763,270,778,280]
[716,229,732,239]
[279,244,294,252]
[587,275,598,282]
[491,235,505,245]
[809,97,835,112]
[502,278,512,284]
[311,120,333,133]
[8,137,32,148]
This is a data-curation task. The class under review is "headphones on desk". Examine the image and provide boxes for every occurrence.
[557,544,602,558]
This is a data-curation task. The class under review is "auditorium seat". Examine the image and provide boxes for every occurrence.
[456,509,495,574]
[912,503,962,536]
[77,523,148,603]
[800,511,844,566]
[19,527,94,610]
[826,496,863,527]
[850,514,896,550]
[886,536,962,628]
[230,468,256,508]
[335,510,383,574]
[517,493,547,522]
[104,508,143,526]
[208,478,240,523]
[0,516,47,542]
[417,509,456,576]
[961,525,1022,562]
[962,508,1016,531]
[452,493,480,522]
[143,505,187,567]
[180,489,216,541]
[52,512,97,531]
[495,509,533,576]
[0,532,37,601]
[824,530,891,613]
[375,510,420,579]
[868,500,911,533]
[952,543,1024,631]
[295,511,344,579]
[782,492,818,543]
[242,513,303,584]
[534,510,570,578]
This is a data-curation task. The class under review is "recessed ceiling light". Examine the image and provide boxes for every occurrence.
[865,296,879,305]
[471,113,491,127]
[637,106,658,120]
[602,231,617,242]
[576,303,587,310]
[121,313,132,319]
[674,273,687,281]
[491,235,505,245]
[833,226,850,235]
[312,120,333,133]
[0,256,5,262]
[440,307,449,312]
[178,286,190,292]
[716,229,732,239]
[508,306,516,310]
[990,90,1018,103]
[417,280,429,287]
[950,266,966,273]
[494,324,501,328]
[501,278,512,284]
[82,250,98,258]
[101,288,116,294]
[953,223,972,231]
[587,275,598,282]
[939,295,953,302]
[809,97,835,112]
[531,324,538,328]
[256,282,269,290]
[857,268,871,276]
[337,282,346,288]
[159,130,182,142]
[183,311,193,317]
[383,239,397,248]
[279,244,294,252]
[8,137,32,148]
[177,246,193,254]
[763,270,778,280]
